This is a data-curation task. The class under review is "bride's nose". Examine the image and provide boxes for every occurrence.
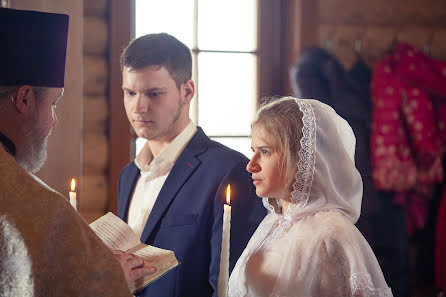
[246,154,260,173]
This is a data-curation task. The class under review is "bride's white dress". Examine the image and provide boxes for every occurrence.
[228,99,393,297]
[229,210,392,297]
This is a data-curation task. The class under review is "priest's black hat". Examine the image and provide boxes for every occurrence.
[0,8,69,87]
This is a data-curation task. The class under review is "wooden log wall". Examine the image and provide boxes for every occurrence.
[82,0,109,223]
[316,0,446,70]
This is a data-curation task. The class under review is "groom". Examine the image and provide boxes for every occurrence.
[117,33,266,297]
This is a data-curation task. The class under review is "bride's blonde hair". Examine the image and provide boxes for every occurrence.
[252,97,303,198]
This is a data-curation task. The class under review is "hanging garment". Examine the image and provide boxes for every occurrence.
[436,184,446,292]
[371,43,446,191]
[413,178,445,288]
[371,43,446,235]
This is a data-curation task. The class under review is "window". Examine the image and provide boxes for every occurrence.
[134,0,257,158]
[0,0,10,8]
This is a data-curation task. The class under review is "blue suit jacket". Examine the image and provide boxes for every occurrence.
[118,127,266,297]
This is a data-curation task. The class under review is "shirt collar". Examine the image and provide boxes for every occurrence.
[0,132,16,156]
[135,121,197,173]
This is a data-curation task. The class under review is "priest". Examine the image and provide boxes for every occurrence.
[0,7,154,296]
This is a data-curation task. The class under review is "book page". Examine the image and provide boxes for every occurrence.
[90,212,180,293]
[90,212,140,251]
[130,244,174,262]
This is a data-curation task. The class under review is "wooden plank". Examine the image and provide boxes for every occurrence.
[397,26,436,51]
[318,24,446,68]
[80,174,108,213]
[83,132,108,175]
[84,55,108,96]
[318,24,365,69]
[319,0,446,26]
[84,0,108,17]
[358,26,397,67]
[430,28,446,60]
[84,17,108,55]
[83,96,108,134]
[318,24,398,68]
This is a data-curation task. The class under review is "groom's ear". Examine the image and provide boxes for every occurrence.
[181,79,195,105]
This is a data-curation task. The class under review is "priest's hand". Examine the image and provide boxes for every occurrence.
[113,250,157,283]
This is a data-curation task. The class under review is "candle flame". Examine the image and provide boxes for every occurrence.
[70,178,76,192]
[226,184,231,205]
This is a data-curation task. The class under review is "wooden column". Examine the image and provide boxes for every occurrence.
[108,0,134,214]
[81,0,109,222]
[80,0,109,222]
[282,0,319,95]
[257,0,284,99]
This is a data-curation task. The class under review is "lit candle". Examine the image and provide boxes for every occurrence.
[217,185,231,297]
[69,178,77,211]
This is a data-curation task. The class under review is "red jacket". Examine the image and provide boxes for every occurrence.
[371,43,446,234]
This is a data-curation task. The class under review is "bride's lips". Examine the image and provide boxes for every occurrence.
[252,178,262,185]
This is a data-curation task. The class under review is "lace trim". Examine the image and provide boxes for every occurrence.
[258,99,318,249]
[262,198,276,213]
[350,272,393,297]
[291,99,316,208]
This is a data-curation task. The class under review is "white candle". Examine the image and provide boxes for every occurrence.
[217,185,231,297]
[69,178,77,211]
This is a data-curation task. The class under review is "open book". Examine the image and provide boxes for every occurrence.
[90,212,179,293]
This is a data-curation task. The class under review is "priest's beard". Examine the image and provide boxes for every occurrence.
[15,119,49,174]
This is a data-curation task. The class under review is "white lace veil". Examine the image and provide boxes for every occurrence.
[228,98,392,297]
[262,98,363,223]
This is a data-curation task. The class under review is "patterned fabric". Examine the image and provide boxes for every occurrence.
[371,43,446,189]
[371,43,446,234]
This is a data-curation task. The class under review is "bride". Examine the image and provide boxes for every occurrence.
[228,97,392,297]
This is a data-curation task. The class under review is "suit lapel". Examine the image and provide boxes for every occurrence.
[140,129,208,243]
[118,163,140,221]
